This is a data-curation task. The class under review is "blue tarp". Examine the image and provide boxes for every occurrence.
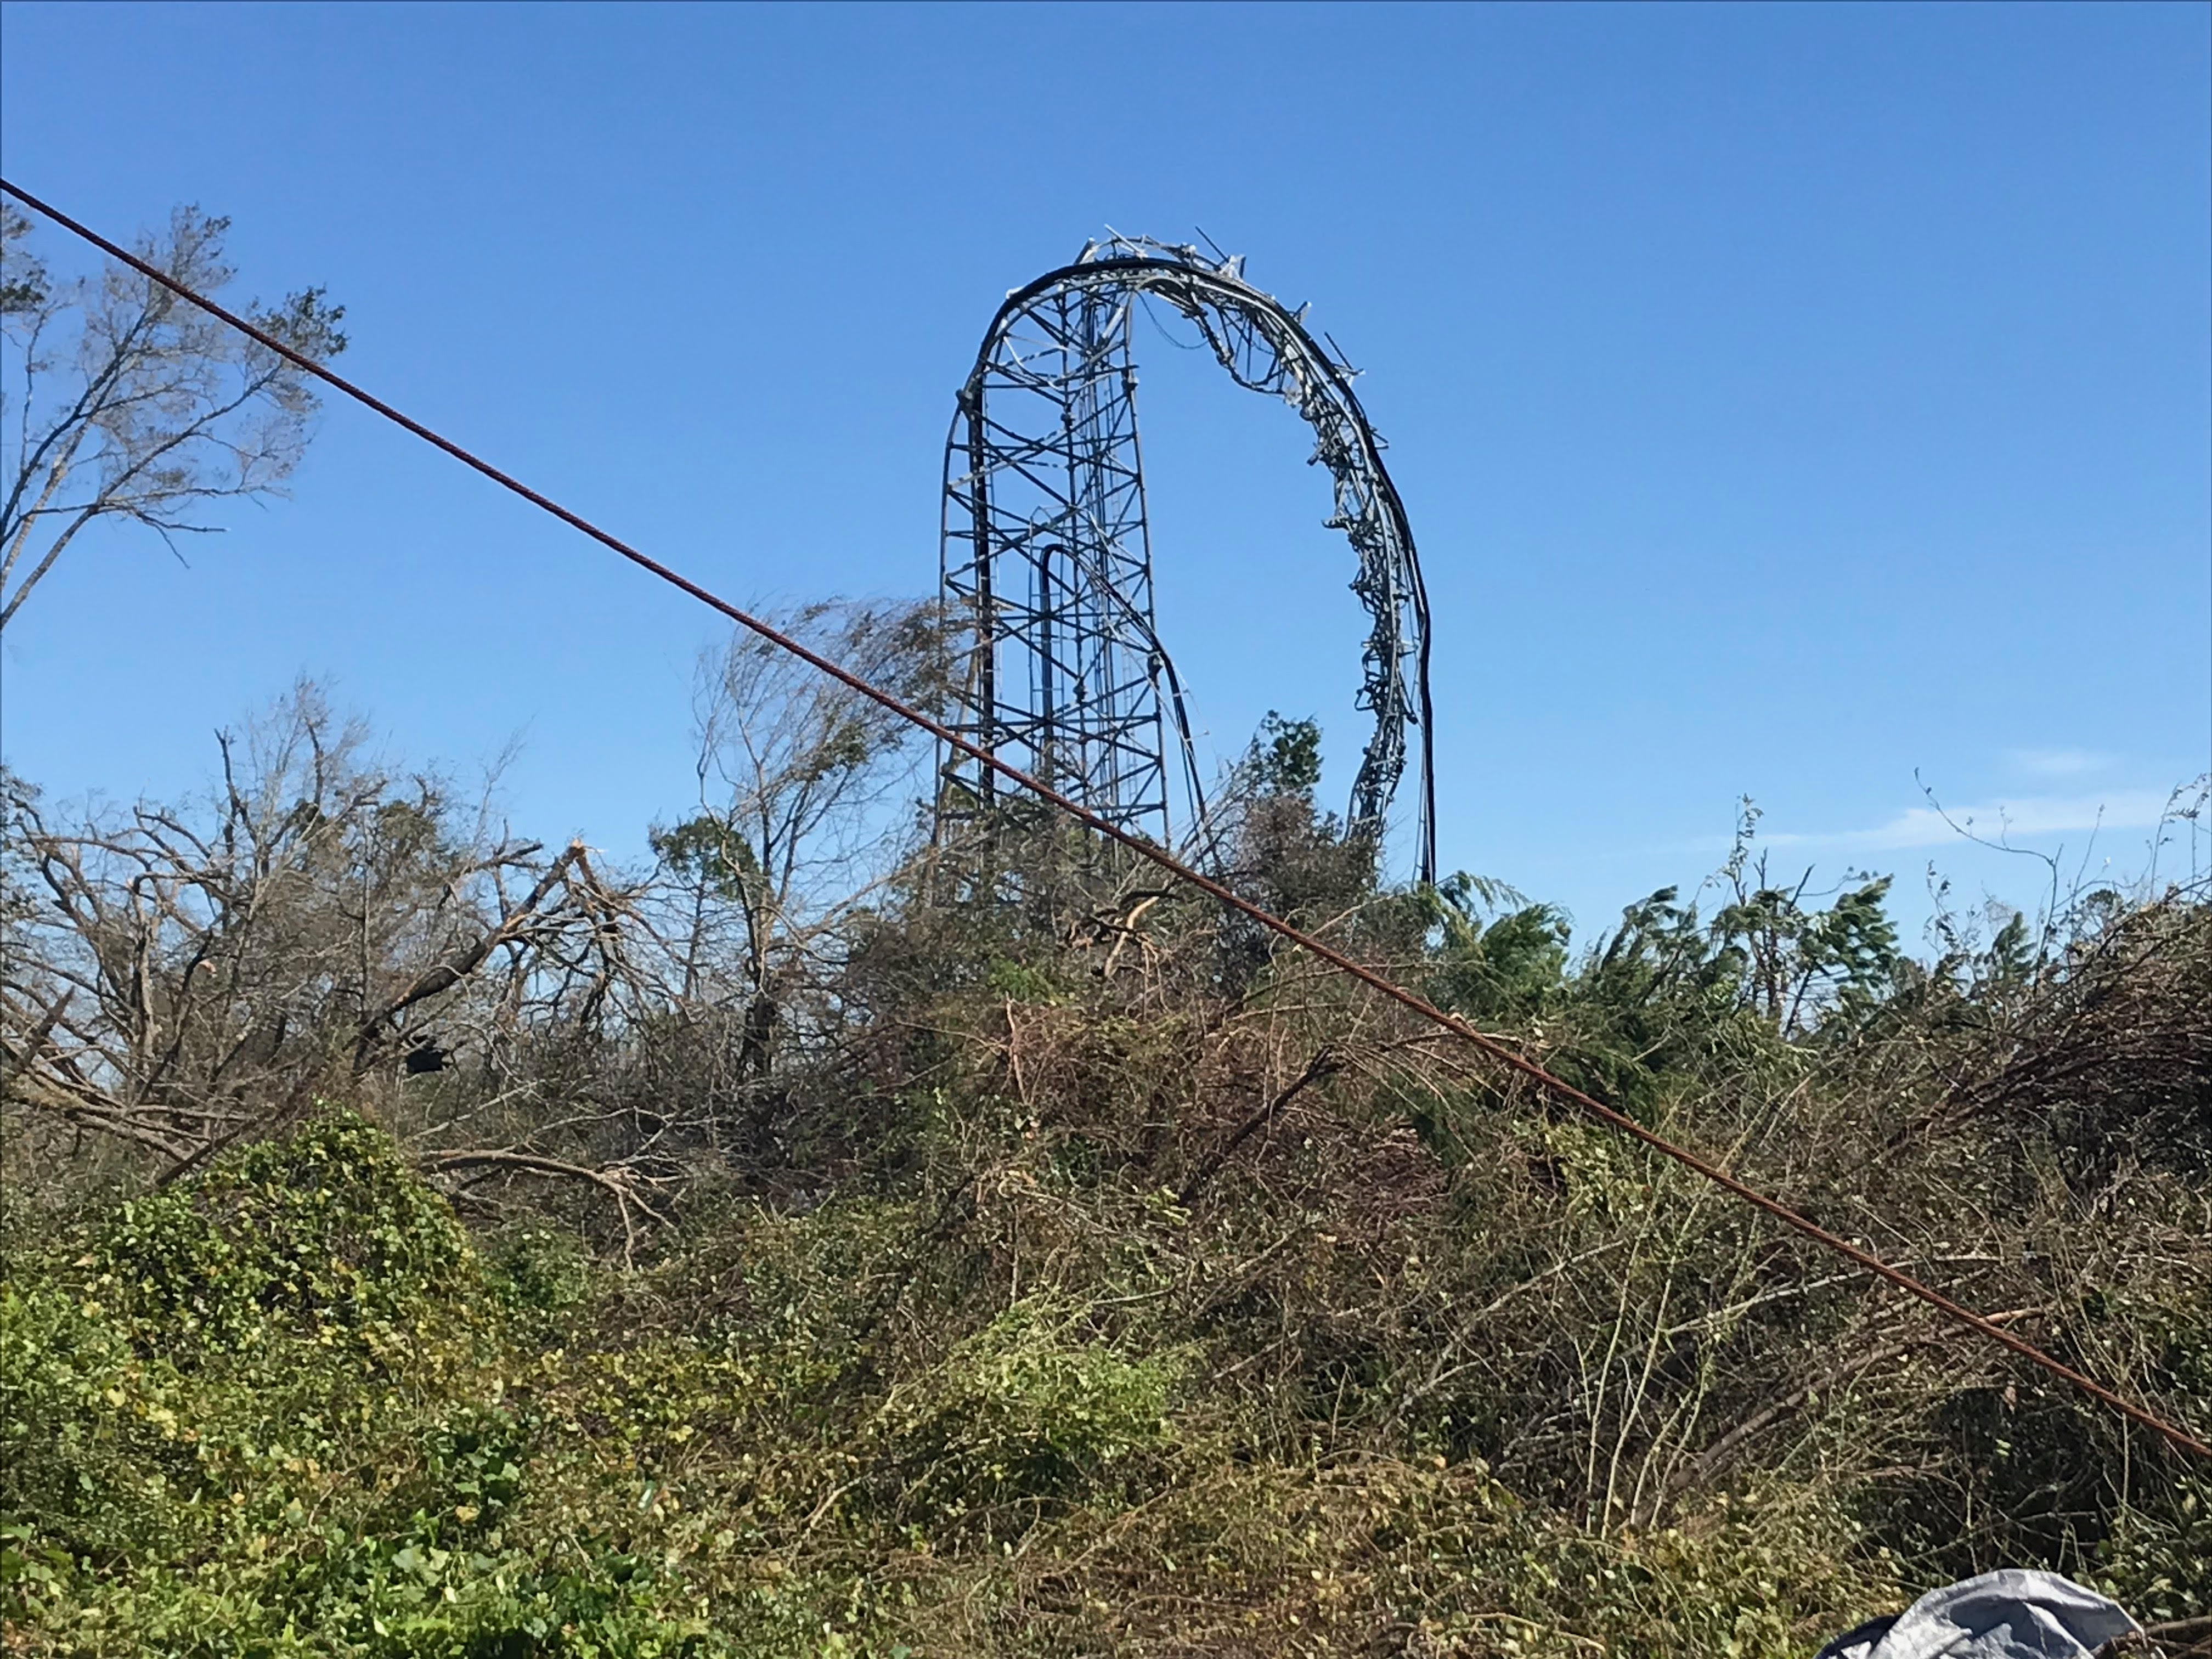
[1814,1571,2140,1659]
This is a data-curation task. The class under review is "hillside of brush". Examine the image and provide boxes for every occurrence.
[4,679,2209,1656]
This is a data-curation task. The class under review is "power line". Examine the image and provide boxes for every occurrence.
[7,176,2203,1465]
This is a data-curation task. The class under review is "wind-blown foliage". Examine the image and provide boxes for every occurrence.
[5,695,2208,1655]
[1,204,345,630]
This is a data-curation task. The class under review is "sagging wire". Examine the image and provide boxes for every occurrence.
[7,175,2202,1466]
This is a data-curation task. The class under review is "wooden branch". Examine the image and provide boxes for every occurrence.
[420,1148,668,1264]
[350,841,584,1070]
[13,988,74,1060]
[1662,1306,2042,1503]
[0,1049,197,1164]
[2134,1615,2212,1659]
[1177,1045,1340,1206]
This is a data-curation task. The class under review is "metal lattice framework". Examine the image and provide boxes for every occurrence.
[939,235,1436,883]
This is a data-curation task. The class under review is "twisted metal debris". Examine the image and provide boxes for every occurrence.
[939,235,1437,882]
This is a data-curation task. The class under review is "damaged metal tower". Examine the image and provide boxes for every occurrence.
[939,235,1436,884]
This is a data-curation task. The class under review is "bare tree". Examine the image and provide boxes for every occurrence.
[0,203,345,630]
[341,605,958,1222]
[649,599,949,1079]
[0,683,618,1176]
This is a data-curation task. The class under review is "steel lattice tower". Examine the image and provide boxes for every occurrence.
[940,236,1436,883]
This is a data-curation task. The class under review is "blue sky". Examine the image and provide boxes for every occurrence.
[2,2,2207,945]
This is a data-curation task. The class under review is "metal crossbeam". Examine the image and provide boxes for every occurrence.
[938,236,1437,881]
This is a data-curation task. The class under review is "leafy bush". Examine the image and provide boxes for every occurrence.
[7,748,2210,1653]
[87,1114,472,1358]
[878,1300,1178,1523]
[487,1223,597,1322]
[1,1117,726,1657]
[2098,1477,2212,1625]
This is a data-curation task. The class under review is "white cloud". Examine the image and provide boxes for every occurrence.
[2006,747,2114,778]
[1764,789,2179,852]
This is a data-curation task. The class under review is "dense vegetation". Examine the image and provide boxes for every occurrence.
[4,659,2209,1656]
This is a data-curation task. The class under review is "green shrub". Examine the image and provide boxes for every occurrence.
[88,1113,472,1358]
[2,1117,736,1657]
[487,1224,596,1321]
[0,1281,207,1570]
[880,1299,1178,1523]
[2098,1477,2212,1624]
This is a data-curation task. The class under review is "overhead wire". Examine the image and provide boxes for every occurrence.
[6,176,2203,1465]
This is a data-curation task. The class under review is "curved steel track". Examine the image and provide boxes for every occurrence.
[940,236,1436,882]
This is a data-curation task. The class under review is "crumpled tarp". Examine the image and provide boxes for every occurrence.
[1814,1570,2141,1659]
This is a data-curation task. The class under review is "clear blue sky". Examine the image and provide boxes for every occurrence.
[3,2,2207,944]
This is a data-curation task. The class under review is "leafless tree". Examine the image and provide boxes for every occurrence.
[647,599,950,1079]
[0,203,345,630]
[365,603,956,1228]
[0,683,619,1177]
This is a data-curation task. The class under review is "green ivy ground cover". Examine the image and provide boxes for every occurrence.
[5,1112,2203,1656]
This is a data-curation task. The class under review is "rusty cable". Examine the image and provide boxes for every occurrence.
[7,176,2204,1465]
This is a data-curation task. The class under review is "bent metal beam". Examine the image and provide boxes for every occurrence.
[938,235,1437,883]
